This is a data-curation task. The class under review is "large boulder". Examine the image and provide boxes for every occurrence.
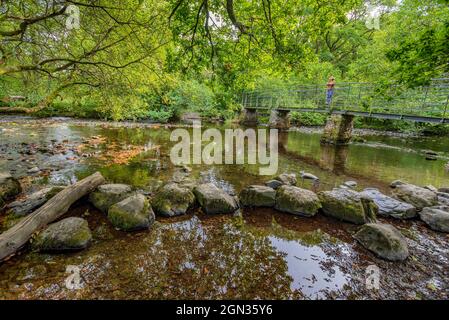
[89,184,133,213]
[361,188,416,219]
[33,217,92,252]
[7,186,64,217]
[419,206,449,233]
[193,183,239,214]
[274,173,297,186]
[108,194,155,231]
[318,188,377,224]
[239,185,276,208]
[152,182,195,217]
[275,185,321,217]
[0,172,21,203]
[391,183,438,210]
[354,223,409,262]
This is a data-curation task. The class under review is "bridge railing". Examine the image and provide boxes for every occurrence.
[242,78,449,120]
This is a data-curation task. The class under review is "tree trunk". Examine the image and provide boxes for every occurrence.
[0,172,105,261]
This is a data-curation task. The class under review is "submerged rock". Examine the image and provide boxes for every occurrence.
[390,180,405,188]
[194,183,239,214]
[419,206,449,233]
[354,223,409,262]
[299,171,319,181]
[438,194,449,206]
[361,188,416,219]
[275,185,321,217]
[152,182,195,217]
[391,183,438,210]
[89,184,133,213]
[108,194,155,231]
[424,185,438,193]
[438,187,449,194]
[343,181,358,189]
[239,185,276,207]
[0,172,21,203]
[27,167,40,174]
[33,217,92,252]
[318,188,377,224]
[265,180,283,190]
[7,186,64,217]
[274,173,297,186]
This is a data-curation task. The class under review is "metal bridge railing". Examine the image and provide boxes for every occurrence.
[242,78,449,121]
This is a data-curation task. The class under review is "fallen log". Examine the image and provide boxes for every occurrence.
[0,172,105,261]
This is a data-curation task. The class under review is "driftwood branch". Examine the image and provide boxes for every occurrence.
[0,172,105,261]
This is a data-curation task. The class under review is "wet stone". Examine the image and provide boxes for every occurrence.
[274,173,297,186]
[355,223,409,262]
[0,171,22,202]
[318,188,377,224]
[265,180,283,190]
[194,183,239,214]
[239,185,276,208]
[391,183,438,210]
[89,184,133,213]
[361,188,416,219]
[33,217,92,252]
[108,194,155,231]
[152,182,195,217]
[419,206,449,233]
[7,186,64,217]
[274,185,321,217]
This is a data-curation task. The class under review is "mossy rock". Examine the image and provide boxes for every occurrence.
[194,183,239,214]
[419,206,449,233]
[32,217,92,252]
[0,172,22,202]
[240,185,276,208]
[274,185,321,217]
[152,182,195,217]
[391,183,438,210]
[274,173,297,186]
[7,186,65,218]
[318,188,377,224]
[89,184,133,213]
[108,194,155,231]
[354,223,409,261]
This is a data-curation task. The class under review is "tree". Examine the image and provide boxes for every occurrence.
[0,0,169,113]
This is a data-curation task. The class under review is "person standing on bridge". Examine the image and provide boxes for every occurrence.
[326,76,336,106]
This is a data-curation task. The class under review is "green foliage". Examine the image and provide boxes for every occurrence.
[290,112,327,126]
[0,0,447,132]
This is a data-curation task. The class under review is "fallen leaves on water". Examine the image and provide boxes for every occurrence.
[97,145,145,165]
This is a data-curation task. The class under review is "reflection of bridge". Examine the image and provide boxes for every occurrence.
[241,78,449,144]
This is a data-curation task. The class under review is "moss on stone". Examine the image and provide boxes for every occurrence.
[152,183,195,217]
[32,217,92,252]
[108,194,154,231]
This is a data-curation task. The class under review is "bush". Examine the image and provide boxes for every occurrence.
[290,111,327,126]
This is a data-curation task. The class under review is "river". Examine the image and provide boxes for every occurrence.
[0,116,448,299]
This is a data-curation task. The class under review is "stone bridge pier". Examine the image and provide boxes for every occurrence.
[320,114,354,145]
[268,109,290,130]
[240,108,258,126]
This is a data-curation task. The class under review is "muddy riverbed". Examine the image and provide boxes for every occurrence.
[0,116,448,299]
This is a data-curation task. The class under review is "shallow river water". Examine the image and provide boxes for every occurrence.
[0,117,448,299]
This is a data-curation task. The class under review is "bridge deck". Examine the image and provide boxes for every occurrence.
[242,78,449,123]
